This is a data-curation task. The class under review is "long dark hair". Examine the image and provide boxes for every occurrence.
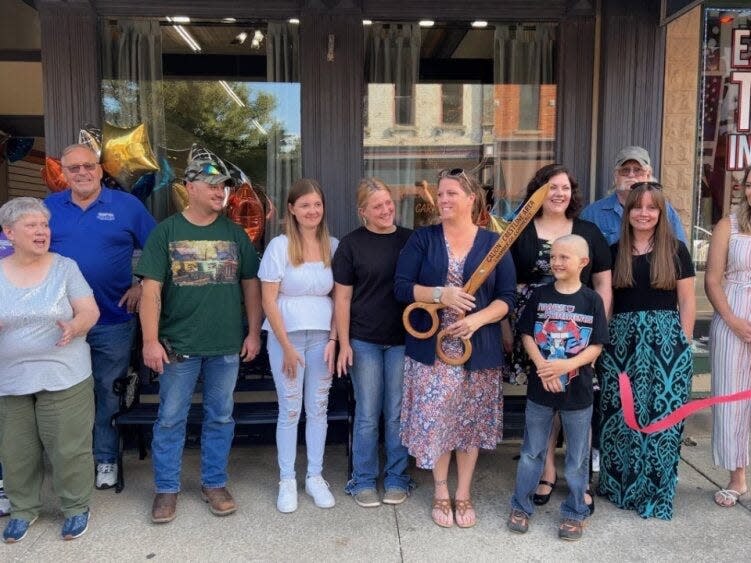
[523,163,582,219]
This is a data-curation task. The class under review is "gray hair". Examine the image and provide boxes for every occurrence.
[61,143,98,162]
[0,197,51,230]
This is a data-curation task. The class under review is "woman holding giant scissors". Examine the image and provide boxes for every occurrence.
[394,168,516,529]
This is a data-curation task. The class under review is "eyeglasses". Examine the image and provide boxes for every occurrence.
[631,181,663,190]
[439,168,470,182]
[617,165,647,177]
[63,162,98,173]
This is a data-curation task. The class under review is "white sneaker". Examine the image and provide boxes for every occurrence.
[591,449,600,473]
[0,489,10,517]
[277,479,298,513]
[305,475,335,508]
[95,463,117,489]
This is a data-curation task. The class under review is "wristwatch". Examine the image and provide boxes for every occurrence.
[432,286,443,304]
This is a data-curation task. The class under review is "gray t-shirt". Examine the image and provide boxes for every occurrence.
[0,253,94,395]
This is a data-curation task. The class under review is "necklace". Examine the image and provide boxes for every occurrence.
[631,239,654,255]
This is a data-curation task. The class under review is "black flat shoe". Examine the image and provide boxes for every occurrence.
[532,476,557,506]
[585,489,595,516]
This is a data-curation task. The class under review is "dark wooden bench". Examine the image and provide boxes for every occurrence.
[113,335,354,493]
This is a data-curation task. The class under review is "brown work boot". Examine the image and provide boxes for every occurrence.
[151,493,177,524]
[201,486,237,516]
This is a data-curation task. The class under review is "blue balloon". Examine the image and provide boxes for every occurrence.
[155,156,175,192]
[131,172,156,202]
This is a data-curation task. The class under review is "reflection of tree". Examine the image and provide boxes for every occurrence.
[162,81,276,182]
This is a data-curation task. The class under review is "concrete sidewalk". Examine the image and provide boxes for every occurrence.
[3,410,750,562]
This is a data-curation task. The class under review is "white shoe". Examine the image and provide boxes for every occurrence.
[277,479,298,513]
[305,475,335,508]
[591,449,600,473]
[0,490,10,517]
[95,463,117,489]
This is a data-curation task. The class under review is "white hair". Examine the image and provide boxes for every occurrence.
[0,197,50,230]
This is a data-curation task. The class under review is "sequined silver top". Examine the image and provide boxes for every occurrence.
[0,253,93,395]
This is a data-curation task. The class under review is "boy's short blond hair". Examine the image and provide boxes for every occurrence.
[552,234,589,260]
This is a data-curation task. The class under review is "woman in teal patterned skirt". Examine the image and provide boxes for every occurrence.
[598,182,695,520]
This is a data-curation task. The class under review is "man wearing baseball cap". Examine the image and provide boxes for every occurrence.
[580,146,687,245]
[135,153,262,523]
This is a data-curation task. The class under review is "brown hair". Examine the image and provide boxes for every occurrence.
[356,177,393,225]
[523,163,582,219]
[737,168,751,234]
[613,183,677,290]
[437,168,485,223]
[285,178,333,267]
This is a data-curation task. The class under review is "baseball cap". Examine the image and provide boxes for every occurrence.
[614,146,650,168]
[184,158,232,186]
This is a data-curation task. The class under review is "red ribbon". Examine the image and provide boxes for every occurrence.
[618,372,751,434]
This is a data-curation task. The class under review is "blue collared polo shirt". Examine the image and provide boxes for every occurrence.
[580,192,687,246]
[46,186,156,325]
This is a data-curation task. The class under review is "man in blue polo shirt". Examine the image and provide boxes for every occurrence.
[46,144,156,490]
[580,146,687,245]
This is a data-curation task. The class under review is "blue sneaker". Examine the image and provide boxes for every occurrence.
[3,516,38,544]
[61,510,89,541]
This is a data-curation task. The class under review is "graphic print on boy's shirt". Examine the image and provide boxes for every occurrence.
[169,240,239,286]
[533,306,594,386]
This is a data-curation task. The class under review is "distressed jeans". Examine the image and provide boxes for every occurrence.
[267,330,333,480]
[511,399,592,521]
[151,354,239,493]
[345,339,410,494]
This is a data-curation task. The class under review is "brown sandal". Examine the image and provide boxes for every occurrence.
[431,498,453,528]
[454,498,476,528]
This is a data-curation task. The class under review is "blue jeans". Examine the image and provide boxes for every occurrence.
[151,355,239,493]
[267,330,332,480]
[345,339,410,494]
[87,318,135,464]
[511,399,592,521]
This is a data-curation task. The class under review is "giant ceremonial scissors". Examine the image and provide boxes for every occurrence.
[402,182,551,366]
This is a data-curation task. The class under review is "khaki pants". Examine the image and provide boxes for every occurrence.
[0,377,94,520]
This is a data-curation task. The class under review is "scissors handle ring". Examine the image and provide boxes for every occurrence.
[402,301,442,339]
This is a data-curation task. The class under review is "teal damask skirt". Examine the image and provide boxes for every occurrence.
[598,309,693,520]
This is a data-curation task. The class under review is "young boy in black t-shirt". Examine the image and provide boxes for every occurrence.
[507,234,608,541]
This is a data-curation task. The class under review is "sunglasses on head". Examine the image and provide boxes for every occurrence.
[631,181,662,190]
[186,162,225,182]
[63,162,98,173]
[439,167,470,181]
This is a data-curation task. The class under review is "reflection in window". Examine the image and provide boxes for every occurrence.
[363,21,557,229]
[100,18,300,236]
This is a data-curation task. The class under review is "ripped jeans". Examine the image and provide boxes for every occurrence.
[267,330,333,480]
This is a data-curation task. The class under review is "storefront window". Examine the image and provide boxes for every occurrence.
[698,8,751,254]
[100,18,301,234]
[363,22,557,228]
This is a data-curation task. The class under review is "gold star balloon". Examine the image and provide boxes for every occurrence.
[101,122,159,191]
[171,181,189,212]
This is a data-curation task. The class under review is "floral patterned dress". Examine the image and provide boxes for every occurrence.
[400,247,504,469]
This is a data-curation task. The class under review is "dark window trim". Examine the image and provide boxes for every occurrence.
[0,50,41,62]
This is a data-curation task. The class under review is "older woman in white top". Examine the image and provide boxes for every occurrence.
[259,179,339,513]
[0,198,99,543]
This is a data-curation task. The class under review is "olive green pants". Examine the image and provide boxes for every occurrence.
[0,377,94,520]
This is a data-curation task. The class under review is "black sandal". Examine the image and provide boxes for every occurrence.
[532,476,557,506]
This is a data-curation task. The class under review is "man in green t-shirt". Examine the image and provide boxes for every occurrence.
[136,156,262,524]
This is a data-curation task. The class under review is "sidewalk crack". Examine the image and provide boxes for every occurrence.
[680,454,751,513]
[393,504,405,562]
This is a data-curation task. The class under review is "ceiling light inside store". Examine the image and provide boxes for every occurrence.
[219,81,245,107]
[170,16,190,23]
[363,20,373,25]
[471,20,488,28]
[253,30,264,41]
[222,18,237,23]
[289,18,300,25]
[419,20,435,27]
[232,32,248,45]
[168,20,201,52]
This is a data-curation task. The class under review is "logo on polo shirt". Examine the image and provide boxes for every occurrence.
[97,212,115,221]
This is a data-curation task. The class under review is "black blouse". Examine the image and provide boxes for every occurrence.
[611,240,695,315]
[510,218,612,287]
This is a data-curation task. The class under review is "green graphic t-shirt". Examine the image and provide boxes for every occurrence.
[135,213,260,356]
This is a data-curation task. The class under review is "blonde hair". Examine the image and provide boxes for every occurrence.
[356,177,393,225]
[552,234,589,260]
[737,169,751,234]
[613,183,677,290]
[285,178,333,267]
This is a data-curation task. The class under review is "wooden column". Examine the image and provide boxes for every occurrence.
[38,0,101,157]
[300,1,364,238]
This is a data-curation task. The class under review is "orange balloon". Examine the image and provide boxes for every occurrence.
[227,183,265,243]
[41,156,68,192]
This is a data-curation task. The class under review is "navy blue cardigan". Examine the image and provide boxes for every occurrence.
[394,225,516,371]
